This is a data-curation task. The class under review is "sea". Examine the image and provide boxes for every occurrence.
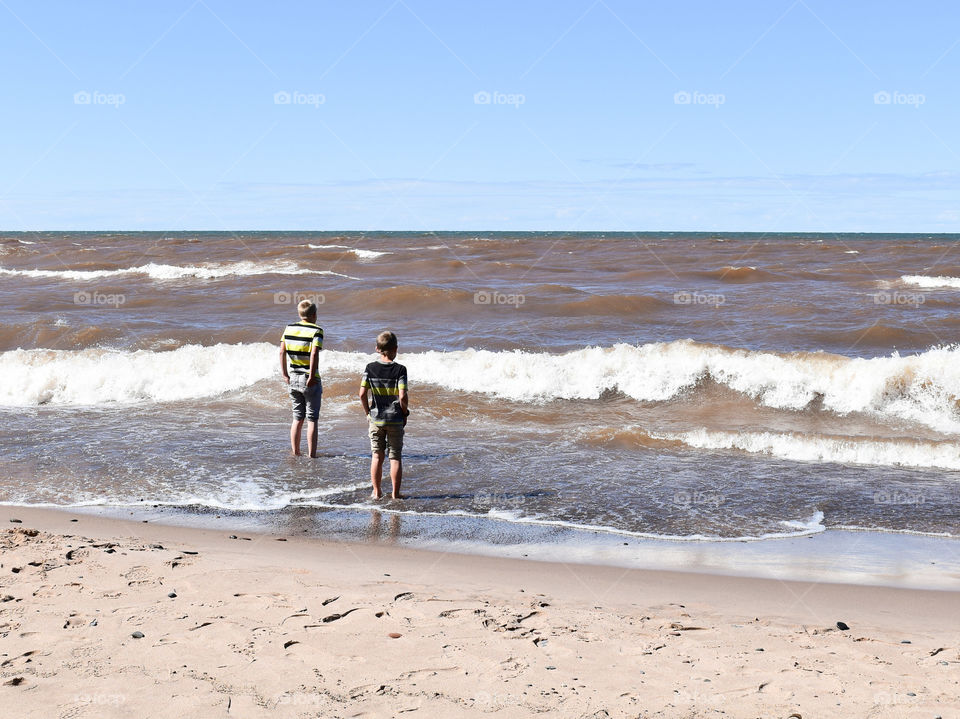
[1,231,959,584]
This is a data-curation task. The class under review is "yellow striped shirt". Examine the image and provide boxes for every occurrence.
[281,321,323,379]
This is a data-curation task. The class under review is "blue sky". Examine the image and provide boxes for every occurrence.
[1,0,958,231]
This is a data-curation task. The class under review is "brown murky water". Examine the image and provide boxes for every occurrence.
[1,231,959,542]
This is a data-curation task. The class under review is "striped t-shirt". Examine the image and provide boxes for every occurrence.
[281,321,323,379]
[361,360,408,426]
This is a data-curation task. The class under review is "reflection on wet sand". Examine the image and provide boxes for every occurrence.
[367,510,401,543]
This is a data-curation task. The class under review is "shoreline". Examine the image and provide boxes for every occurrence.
[6,505,960,623]
[18,502,960,591]
[3,506,959,717]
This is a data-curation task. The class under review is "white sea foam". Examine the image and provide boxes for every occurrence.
[290,502,828,542]
[0,482,368,513]
[0,344,375,407]
[0,261,359,281]
[650,428,960,470]
[4,341,960,436]
[306,243,391,259]
[901,274,960,289]
[0,343,277,406]
[406,340,960,433]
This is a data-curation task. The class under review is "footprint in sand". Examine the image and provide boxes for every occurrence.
[62,613,92,629]
[123,565,160,587]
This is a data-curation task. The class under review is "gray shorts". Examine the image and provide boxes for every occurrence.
[368,422,404,460]
[289,374,322,422]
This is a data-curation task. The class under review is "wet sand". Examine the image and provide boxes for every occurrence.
[2,506,958,718]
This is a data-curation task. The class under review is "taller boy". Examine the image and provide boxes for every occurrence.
[359,331,409,499]
[280,299,323,457]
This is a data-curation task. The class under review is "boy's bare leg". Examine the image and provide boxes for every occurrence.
[370,451,385,499]
[290,419,304,455]
[306,420,318,458]
[390,458,403,499]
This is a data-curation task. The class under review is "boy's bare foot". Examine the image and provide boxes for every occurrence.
[391,493,404,500]
[371,491,383,500]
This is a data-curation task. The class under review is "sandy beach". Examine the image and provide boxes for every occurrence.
[0,507,956,718]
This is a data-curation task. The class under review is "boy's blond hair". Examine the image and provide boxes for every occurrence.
[298,299,317,319]
[376,331,398,353]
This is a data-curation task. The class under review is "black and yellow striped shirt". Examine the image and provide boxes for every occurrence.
[281,321,323,379]
[361,360,408,426]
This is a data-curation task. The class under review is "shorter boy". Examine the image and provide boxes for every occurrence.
[359,331,409,499]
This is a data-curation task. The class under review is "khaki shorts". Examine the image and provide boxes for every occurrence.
[368,422,404,460]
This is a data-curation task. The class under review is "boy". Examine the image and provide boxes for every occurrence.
[280,299,323,457]
[359,331,409,499]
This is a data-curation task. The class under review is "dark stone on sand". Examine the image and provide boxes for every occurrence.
[229,535,238,539]
[167,592,177,598]
[283,640,299,648]
[9,519,21,523]
[546,666,556,670]
[132,631,145,639]
[901,639,911,644]
[182,550,198,555]
[70,519,78,522]
[387,632,402,639]
[4,677,24,686]
[836,621,850,631]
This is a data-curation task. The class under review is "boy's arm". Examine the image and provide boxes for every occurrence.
[399,367,409,415]
[279,341,289,383]
[306,345,319,386]
[359,372,370,414]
